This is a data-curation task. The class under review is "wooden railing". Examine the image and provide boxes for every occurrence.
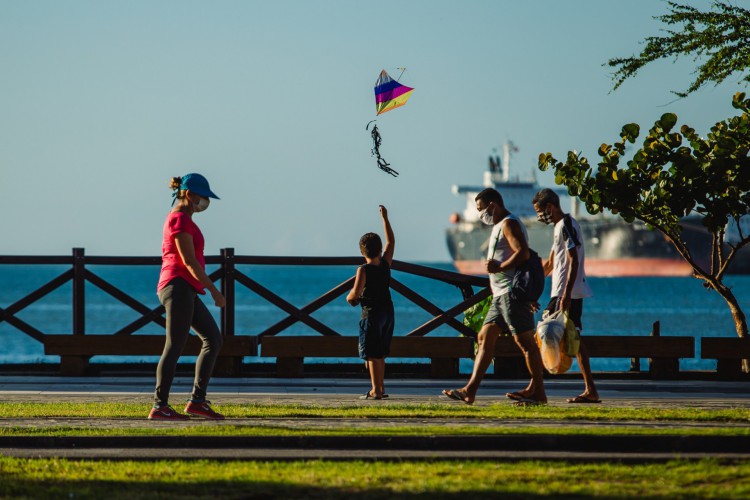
[1,248,722,379]
[0,248,490,375]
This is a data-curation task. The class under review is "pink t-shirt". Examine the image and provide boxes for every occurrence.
[157,211,206,294]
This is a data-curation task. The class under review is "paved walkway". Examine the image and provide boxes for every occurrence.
[0,376,748,407]
[1,376,747,461]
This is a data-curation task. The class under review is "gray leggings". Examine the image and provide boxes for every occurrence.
[154,278,223,406]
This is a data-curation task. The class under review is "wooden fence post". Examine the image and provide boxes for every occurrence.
[649,320,679,379]
[63,248,89,376]
[214,248,241,376]
[221,248,235,337]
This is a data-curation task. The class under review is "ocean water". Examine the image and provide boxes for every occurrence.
[1,262,749,373]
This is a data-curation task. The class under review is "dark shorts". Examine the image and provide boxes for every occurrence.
[545,297,584,330]
[358,307,395,359]
[482,293,535,335]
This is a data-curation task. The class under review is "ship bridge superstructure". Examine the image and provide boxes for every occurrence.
[451,141,540,224]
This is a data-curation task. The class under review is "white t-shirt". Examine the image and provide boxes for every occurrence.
[487,214,529,297]
[550,215,592,299]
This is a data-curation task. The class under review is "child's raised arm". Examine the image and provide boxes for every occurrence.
[380,205,395,265]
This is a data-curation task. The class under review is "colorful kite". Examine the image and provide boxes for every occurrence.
[374,69,414,115]
[368,69,414,177]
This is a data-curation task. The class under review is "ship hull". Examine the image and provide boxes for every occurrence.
[446,216,749,277]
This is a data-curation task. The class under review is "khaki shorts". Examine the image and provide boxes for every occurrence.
[482,293,535,335]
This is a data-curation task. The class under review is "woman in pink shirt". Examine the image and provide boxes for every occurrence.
[148,173,226,421]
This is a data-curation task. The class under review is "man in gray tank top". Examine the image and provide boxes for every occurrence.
[443,188,547,405]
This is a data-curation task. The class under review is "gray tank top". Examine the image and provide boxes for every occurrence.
[487,214,529,297]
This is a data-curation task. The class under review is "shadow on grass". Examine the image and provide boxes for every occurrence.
[0,479,688,499]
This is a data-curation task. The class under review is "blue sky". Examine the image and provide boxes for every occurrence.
[0,0,742,261]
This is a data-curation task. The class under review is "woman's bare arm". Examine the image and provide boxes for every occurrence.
[174,233,226,307]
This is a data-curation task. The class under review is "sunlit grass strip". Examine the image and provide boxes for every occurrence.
[1,402,748,422]
[0,424,749,438]
[1,458,749,499]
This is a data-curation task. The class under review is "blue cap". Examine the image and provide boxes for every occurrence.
[180,173,219,199]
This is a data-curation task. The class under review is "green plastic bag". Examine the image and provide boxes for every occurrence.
[463,296,492,333]
[562,311,580,357]
[462,295,492,361]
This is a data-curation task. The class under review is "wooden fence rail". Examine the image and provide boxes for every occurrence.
[0,248,733,379]
[0,248,489,375]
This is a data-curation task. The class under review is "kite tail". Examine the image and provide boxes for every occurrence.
[377,157,399,177]
[369,124,399,177]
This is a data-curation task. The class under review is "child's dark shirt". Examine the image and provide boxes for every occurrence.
[359,260,392,317]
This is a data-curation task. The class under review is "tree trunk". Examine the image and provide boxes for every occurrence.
[712,281,750,373]
[667,231,750,373]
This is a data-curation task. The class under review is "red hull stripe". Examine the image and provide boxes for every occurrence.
[454,259,693,277]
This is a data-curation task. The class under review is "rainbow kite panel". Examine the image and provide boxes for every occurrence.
[374,69,414,115]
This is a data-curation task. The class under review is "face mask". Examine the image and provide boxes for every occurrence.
[193,197,210,213]
[479,205,495,225]
[537,208,553,225]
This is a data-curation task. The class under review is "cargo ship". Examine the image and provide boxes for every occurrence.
[446,142,750,277]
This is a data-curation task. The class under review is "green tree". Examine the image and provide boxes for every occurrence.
[608,1,750,98]
[539,93,750,370]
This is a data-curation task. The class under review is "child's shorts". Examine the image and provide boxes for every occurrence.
[358,307,395,359]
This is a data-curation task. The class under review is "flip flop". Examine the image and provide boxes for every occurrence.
[442,389,473,405]
[512,398,546,407]
[505,391,527,401]
[359,392,382,400]
[567,395,602,404]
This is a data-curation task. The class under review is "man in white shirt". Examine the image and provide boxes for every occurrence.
[532,188,600,403]
[443,188,547,406]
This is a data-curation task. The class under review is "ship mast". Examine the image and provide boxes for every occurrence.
[503,142,510,182]
[502,141,518,182]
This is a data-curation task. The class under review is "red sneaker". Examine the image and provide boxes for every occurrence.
[148,405,190,421]
[184,400,225,420]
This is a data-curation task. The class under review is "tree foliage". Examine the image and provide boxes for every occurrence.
[539,93,750,342]
[608,1,750,97]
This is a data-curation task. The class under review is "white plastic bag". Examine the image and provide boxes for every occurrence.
[536,311,565,372]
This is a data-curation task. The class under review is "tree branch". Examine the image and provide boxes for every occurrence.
[607,1,750,97]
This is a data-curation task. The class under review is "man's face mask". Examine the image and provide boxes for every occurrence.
[479,204,495,225]
[537,206,553,225]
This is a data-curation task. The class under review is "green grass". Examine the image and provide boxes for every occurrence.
[1,458,749,499]
[2,402,748,438]
[3,403,748,497]
[2,402,749,422]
